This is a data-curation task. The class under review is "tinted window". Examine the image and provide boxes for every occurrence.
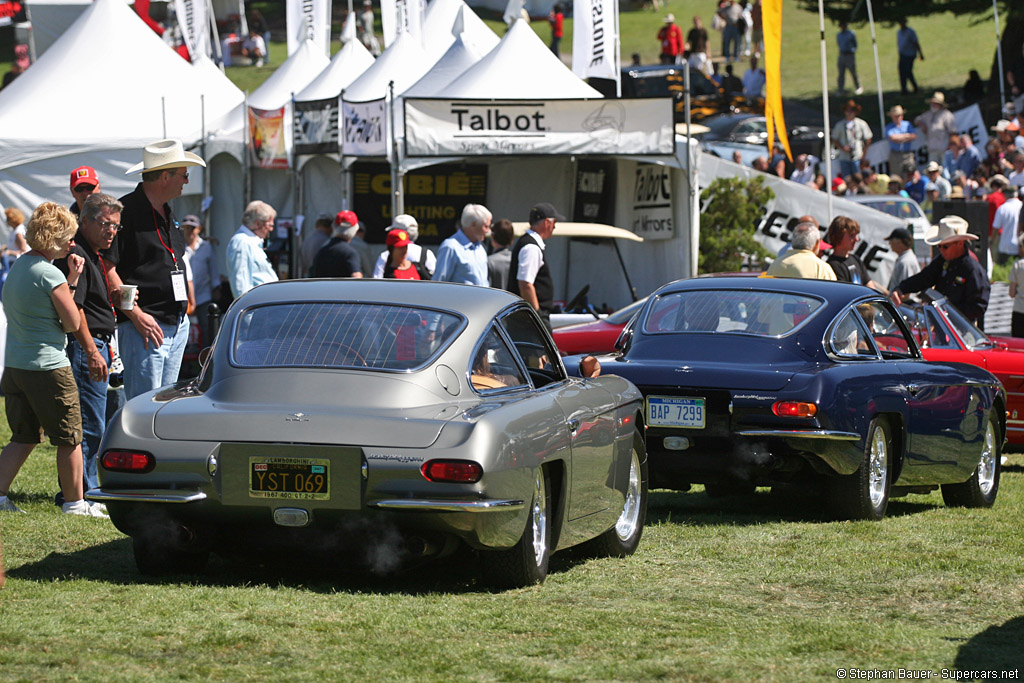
[829,308,876,357]
[232,302,461,370]
[644,290,824,336]
[501,307,567,384]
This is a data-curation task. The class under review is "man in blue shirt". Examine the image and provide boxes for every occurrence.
[433,204,492,286]
[885,104,917,177]
[226,200,279,297]
[896,18,924,95]
[836,21,862,95]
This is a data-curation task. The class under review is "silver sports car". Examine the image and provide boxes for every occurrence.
[89,280,648,588]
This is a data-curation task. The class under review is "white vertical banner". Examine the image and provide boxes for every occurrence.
[381,0,425,48]
[287,0,332,56]
[572,0,619,82]
[174,0,211,60]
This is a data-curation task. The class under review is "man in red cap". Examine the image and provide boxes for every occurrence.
[311,210,364,278]
[69,166,101,217]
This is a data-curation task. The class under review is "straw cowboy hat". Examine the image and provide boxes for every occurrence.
[928,92,947,107]
[126,138,207,175]
[924,215,976,246]
[888,104,905,117]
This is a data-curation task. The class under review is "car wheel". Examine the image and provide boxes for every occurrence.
[828,416,891,521]
[941,412,1001,508]
[582,430,648,558]
[132,531,210,576]
[480,466,551,589]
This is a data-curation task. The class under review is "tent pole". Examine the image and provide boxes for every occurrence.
[614,0,621,98]
[864,0,885,137]
[994,0,1006,110]
[292,93,301,280]
[244,91,251,208]
[162,96,167,138]
[613,240,637,302]
[208,0,224,68]
[201,94,209,225]
[388,80,404,216]
[817,0,833,225]
[685,65,696,278]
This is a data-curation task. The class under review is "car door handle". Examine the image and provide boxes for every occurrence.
[568,418,581,433]
[907,383,920,396]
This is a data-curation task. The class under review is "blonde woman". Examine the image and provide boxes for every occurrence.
[0,202,107,517]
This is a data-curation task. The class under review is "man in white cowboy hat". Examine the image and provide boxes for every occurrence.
[914,92,956,165]
[891,216,990,327]
[104,138,206,400]
[885,104,917,177]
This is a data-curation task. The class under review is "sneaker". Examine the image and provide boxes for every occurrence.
[255,57,264,67]
[62,500,109,518]
[854,86,864,95]
[0,496,26,513]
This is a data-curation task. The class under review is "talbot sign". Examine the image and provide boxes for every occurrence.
[404,98,674,157]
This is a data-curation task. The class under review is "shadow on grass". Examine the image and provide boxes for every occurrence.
[7,536,594,595]
[646,488,939,526]
[952,615,1024,673]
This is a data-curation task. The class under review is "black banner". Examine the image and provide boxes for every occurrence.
[293,97,340,155]
[352,162,488,245]
[573,159,615,224]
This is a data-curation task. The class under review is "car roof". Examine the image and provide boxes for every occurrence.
[656,275,874,300]
[230,278,520,321]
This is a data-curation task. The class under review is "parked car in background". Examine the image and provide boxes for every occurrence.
[553,297,647,355]
[900,290,1024,448]
[89,280,648,588]
[698,112,825,160]
[565,277,1004,520]
[846,194,931,264]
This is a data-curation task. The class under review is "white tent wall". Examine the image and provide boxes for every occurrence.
[25,0,91,59]
[300,156,344,223]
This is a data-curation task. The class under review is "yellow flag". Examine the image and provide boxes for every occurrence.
[762,0,791,161]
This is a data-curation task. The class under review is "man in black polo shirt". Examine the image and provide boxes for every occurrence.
[311,210,365,278]
[55,193,121,497]
[105,139,206,400]
[507,202,563,330]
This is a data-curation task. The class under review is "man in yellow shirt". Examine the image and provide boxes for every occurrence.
[766,217,837,280]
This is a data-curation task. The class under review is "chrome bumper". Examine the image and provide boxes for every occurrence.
[86,488,207,504]
[370,499,525,512]
[735,429,860,441]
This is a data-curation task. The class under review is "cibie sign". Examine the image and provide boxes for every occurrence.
[403,97,674,157]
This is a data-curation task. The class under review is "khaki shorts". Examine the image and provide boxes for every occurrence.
[1,366,82,447]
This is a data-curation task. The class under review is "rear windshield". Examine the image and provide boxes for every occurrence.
[232,302,462,370]
[643,290,825,336]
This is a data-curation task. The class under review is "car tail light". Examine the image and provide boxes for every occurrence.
[420,460,483,483]
[101,450,155,473]
[772,401,818,418]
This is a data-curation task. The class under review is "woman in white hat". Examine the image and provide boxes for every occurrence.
[890,216,990,327]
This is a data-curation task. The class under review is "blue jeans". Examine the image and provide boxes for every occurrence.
[119,315,190,401]
[838,160,858,179]
[68,337,112,490]
[722,24,740,61]
[898,53,917,93]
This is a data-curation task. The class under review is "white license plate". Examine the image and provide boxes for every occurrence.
[647,396,705,428]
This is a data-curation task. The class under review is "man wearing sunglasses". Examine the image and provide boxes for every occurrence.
[69,166,101,217]
[54,193,123,502]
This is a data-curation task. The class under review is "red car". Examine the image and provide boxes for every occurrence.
[900,292,1024,447]
[552,298,646,355]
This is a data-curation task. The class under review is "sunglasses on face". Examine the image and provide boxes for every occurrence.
[74,184,96,193]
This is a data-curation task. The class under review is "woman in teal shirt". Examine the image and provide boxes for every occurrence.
[0,202,107,517]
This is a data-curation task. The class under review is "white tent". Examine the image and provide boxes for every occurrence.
[0,0,243,215]
[25,0,91,59]
[343,32,435,103]
[420,0,500,62]
[248,38,331,111]
[440,19,601,99]
[403,12,498,98]
[295,39,375,102]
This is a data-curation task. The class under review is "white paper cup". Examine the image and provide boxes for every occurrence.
[119,284,138,311]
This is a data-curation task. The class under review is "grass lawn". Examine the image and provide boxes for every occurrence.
[1,405,1023,680]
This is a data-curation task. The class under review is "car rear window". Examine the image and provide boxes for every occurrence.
[643,290,824,336]
[232,302,462,370]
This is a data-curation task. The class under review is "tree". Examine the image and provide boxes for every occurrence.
[699,176,774,274]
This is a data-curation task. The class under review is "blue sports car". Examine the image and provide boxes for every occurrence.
[569,276,1005,520]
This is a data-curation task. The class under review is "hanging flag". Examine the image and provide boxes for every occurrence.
[286,0,331,56]
[173,0,211,60]
[762,0,791,160]
[249,106,289,169]
[380,0,425,48]
[572,0,618,83]
[342,99,388,156]
[294,97,340,155]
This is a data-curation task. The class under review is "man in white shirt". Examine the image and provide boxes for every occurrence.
[742,56,765,97]
[241,31,266,67]
[226,200,279,296]
[994,187,1024,265]
[885,227,921,292]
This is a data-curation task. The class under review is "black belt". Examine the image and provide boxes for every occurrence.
[93,332,113,343]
